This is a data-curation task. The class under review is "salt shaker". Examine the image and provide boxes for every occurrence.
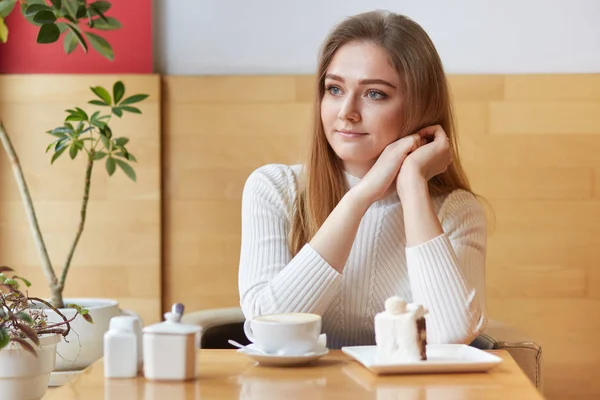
[104,316,139,378]
[143,303,201,381]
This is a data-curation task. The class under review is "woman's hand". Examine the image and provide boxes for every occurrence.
[352,132,427,206]
[396,124,452,198]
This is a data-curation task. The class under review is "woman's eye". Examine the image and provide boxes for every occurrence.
[326,86,342,95]
[367,90,386,100]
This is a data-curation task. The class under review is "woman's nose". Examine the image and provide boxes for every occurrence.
[338,96,361,122]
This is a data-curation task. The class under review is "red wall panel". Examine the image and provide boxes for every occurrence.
[0,0,152,73]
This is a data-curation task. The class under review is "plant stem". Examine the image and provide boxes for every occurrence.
[29,296,73,337]
[0,121,59,292]
[58,154,93,299]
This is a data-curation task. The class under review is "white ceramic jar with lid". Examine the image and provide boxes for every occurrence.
[142,303,201,381]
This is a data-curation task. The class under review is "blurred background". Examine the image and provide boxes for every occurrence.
[1,1,599,399]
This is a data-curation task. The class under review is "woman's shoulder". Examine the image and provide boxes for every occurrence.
[243,164,303,207]
[245,164,302,189]
[434,189,486,221]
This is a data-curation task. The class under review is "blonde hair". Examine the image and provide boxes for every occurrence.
[289,10,473,255]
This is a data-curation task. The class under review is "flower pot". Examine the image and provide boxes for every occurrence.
[0,334,61,400]
[44,298,137,372]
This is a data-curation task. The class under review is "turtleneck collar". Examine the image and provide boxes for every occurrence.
[342,170,400,207]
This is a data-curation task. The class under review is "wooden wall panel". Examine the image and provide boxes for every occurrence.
[0,75,161,325]
[163,74,600,400]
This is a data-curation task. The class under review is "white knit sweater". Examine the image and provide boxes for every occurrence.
[238,164,487,349]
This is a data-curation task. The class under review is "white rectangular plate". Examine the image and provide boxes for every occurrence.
[341,344,502,375]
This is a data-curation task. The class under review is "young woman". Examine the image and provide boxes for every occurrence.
[238,10,487,349]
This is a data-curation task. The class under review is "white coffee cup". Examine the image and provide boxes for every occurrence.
[243,313,322,356]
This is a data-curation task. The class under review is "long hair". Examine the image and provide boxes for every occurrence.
[289,10,473,255]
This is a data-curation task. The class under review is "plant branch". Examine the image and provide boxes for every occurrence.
[58,155,94,293]
[29,297,72,337]
[0,121,58,288]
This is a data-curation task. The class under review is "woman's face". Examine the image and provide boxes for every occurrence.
[321,41,404,178]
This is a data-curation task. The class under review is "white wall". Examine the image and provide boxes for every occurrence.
[154,0,600,75]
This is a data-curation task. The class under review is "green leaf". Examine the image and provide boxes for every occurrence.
[0,16,7,43]
[88,100,108,106]
[111,107,123,117]
[106,156,115,176]
[48,132,66,139]
[99,133,110,149]
[114,159,136,181]
[56,21,67,33]
[33,10,56,24]
[25,4,50,17]
[113,81,124,104]
[92,151,107,160]
[0,0,16,19]
[74,107,88,121]
[63,30,77,54]
[4,278,19,289]
[119,94,149,106]
[50,0,62,9]
[90,118,106,129]
[51,146,68,164]
[21,0,45,24]
[61,0,77,18]
[66,23,87,53]
[0,327,9,350]
[84,31,113,61]
[90,86,111,105]
[114,137,129,147]
[100,124,112,139]
[75,4,85,18]
[13,276,31,287]
[120,106,141,114]
[114,145,127,158]
[37,23,60,43]
[65,114,85,122]
[46,141,56,153]
[50,126,71,134]
[115,151,136,162]
[55,137,69,152]
[63,14,76,24]
[16,312,34,325]
[92,16,121,31]
[0,266,14,274]
[90,111,100,121]
[69,144,78,159]
[89,0,111,14]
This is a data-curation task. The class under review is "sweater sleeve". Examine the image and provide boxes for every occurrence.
[238,165,342,320]
[405,190,487,344]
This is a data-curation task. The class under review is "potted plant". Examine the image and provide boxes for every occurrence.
[0,0,148,373]
[0,266,88,399]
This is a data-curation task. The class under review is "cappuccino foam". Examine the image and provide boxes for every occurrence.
[255,313,320,323]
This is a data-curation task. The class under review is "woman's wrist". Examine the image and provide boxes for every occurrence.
[397,168,428,202]
[345,185,374,214]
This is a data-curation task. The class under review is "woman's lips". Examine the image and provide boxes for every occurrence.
[336,130,367,138]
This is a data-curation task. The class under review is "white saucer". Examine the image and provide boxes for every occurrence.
[48,369,84,387]
[342,344,502,375]
[238,344,329,367]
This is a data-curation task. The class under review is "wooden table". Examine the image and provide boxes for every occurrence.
[44,349,545,399]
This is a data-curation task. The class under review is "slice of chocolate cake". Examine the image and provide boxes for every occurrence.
[374,296,428,362]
